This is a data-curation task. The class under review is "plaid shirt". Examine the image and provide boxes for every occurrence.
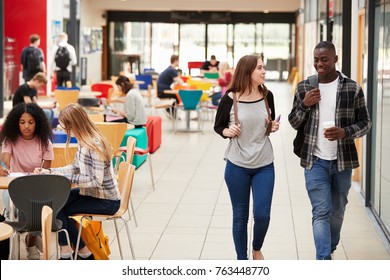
[52,141,120,200]
[288,72,372,171]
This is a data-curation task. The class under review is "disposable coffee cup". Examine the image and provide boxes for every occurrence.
[323,121,335,130]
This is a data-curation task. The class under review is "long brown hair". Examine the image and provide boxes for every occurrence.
[226,54,268,98]
[59,103,112,162]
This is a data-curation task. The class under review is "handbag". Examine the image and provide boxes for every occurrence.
[292,75,318,157]
[232,91,272,136]
[73,217,111,260]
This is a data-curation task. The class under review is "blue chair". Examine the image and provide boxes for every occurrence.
[175,89,203,133]
[55,86,81,91]
[135,74,153,90]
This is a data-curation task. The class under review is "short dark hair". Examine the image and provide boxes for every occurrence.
[29,34,40,44]
[315,41,336,54]
[210,55,216,60]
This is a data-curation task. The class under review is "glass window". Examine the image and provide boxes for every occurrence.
[179,24,206,75]
[233,24,256,67]
[207,24,228,63]
[151,23,178,72]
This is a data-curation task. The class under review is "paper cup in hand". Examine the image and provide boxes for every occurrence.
[323,121,335,131]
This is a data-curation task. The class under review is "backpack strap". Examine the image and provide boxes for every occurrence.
[232,92,239,125]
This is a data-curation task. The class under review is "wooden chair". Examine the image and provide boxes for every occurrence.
[51,144,78,168]
[95,122,128,172]
[87,114,104,122]
[118,136,138,226]
[72,162,136,260]
[53,89,79,111]
[41,205,53,260]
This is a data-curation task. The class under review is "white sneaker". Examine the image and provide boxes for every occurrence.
[25,235,40,260]
[35,235,43,253]
[26,245,40,260]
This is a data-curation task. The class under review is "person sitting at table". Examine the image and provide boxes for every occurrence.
[107,75,146,128]
[35,103,120,260]
[157,54,183,117]
[12,72,56,125]
[0,102,54,260]
[201,55,220,73]
[210,62,233,106]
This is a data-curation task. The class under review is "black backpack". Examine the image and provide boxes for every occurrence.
[55,46,70,70]
[26,48,41,73]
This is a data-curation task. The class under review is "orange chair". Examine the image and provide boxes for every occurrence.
[91,83,114,100]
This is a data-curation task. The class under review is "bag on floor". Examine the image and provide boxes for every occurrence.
[73,217,111,260]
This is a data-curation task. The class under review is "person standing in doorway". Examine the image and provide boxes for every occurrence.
[52,32,77,87]
[288,41,372,260]
[214,54,280,260]
[20,34,46,82]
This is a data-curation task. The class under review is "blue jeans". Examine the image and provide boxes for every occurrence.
[225,160,275,260]
[211,92,222,106]
[304,157,352,260]
[43,108,54,127]
[58,188,120,250]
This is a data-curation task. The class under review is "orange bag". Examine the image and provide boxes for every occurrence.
[73,217,111,260]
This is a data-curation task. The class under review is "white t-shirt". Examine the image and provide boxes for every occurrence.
[313,77,338,160]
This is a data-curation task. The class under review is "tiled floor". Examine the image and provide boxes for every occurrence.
[2,81,390,260]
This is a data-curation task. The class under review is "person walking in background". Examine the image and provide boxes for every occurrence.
[214,54,280,260]
[52,32,77,87]
[201,55,219,73]
[20,34,46,82]
[35,103,120,260]
[12,72,55,125]
[0,103,54,260]
[108,75,147,127]
[288,41,372,260]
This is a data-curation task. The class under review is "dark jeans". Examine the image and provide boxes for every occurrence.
[158,91,179,103]
[211,92,222,106]
[57,188,120,250]
[224,160,275,260]
[56,70,71,87]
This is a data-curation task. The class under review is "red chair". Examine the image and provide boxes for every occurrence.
[91,83,114,100]
[187,61,204,76]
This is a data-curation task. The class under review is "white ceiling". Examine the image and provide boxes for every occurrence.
[88,0,301,13]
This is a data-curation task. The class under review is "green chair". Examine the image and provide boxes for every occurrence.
[204,72,219,79]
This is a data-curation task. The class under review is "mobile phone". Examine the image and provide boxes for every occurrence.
[276,114,281,122]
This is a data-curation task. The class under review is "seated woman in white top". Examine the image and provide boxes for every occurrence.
[109,75,147,128]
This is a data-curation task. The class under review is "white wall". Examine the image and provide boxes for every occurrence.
[79,0,106,84]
